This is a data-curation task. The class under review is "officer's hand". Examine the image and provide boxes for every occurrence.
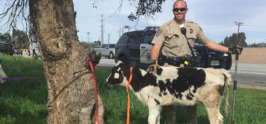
[146,60,160,74]
[228,45,243,55]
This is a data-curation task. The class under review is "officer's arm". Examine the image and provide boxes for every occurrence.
[197,24,230,53]
[204,40,229,53]
[151,44,161,60]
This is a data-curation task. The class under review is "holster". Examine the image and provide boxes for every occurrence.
[183,57,200,67]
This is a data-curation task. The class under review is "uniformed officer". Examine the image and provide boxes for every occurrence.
[146,0,243,124]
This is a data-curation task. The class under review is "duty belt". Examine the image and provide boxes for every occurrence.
[163,56,186,66]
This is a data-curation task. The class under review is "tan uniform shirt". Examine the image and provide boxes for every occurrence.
[152,19,210,58]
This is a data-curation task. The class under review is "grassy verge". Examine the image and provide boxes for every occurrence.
[0,53,47,124]
[0,53,266,124]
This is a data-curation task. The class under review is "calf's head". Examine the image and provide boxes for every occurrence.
[106,61,134,87]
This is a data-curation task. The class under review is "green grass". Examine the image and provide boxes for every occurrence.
[0,53,266,124]
[0,53,47,124]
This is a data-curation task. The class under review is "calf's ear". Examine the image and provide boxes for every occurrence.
[129,61,136,67]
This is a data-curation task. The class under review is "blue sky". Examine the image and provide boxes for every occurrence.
[74,0,266,45]
[1,0,266,45]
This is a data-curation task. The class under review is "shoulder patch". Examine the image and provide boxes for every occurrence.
[156,27,163,37]
[188,21,199,26]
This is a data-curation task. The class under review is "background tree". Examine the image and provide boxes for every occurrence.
[0,0,166,123]
[12,29,28,43]
[220,32,248,47]
[79,42,90,49]
[3,32,11,42]
[94,41,101,46]
[249,43,260,47]
[12,29,29,48]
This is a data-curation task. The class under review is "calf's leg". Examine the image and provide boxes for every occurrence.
[218,113,223,124]
[202,91,223,124]
[166,105,176,124]
[148,106,161,124]
[184,105,198,124]
[204,107,223,124]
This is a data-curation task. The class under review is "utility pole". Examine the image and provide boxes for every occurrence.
[87,32,90,43]
[118,27,121,38]
[108,33,110,45]
[235,22,244,46]
[100,14,105,45]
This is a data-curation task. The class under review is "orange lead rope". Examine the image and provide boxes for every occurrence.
[126,67,133,124]
[87,56,101,124]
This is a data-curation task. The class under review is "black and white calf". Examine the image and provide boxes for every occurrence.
[106,61,231,124]
[0,59,7,84]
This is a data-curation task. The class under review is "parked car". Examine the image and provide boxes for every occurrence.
[87,46,101,51]
[101,44,115,59]
[13,46,22,55]
[193,43,232,70]
[0,35,13,55]
[114,28,232,70]
[88,44,115,59]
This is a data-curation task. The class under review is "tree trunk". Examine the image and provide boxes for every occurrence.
[29,0,104,123]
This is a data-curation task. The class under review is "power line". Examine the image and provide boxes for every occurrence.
[204,25,235,30]
[243,25,266,27]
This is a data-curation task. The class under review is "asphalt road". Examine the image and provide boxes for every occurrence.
[96,58,266,90]
[17,54,265,90]
[229,63,266,89]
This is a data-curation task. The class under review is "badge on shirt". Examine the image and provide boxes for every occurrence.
[190,28,193,33]
[156,28,163,37]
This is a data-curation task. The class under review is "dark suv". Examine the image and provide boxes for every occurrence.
[0,35,14,55]
[114,28,231,70]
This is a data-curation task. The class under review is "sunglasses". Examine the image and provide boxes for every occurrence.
[173,8,187,12]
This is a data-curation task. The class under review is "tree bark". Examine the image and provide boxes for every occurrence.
[29,0,104,123]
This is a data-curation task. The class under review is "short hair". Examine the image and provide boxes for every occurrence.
[173,0,188,8]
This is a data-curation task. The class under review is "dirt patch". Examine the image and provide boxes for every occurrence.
[231,47,266,64]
